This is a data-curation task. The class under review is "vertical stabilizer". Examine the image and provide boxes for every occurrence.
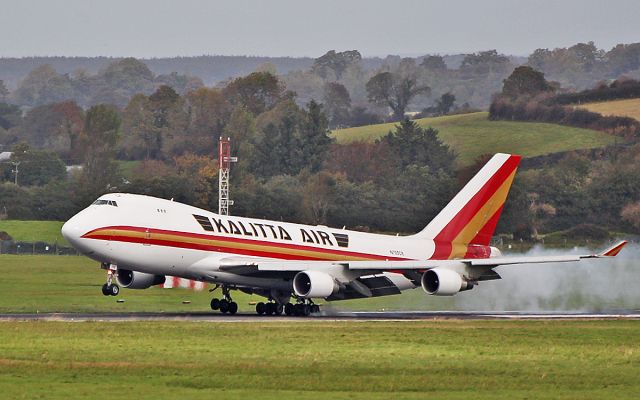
[415,153,521,259]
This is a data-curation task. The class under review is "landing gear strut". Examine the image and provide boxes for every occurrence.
[101,263,119,296]
[210,285,238,315]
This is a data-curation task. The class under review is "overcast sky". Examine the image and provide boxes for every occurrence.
[0,0,638,58]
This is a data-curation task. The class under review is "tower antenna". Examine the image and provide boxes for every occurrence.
[218,137,237,215]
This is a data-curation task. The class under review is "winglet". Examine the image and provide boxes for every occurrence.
[599,240,628,257]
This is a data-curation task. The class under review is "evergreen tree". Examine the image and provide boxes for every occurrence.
[300,100,332,173]
[380,119,455,173]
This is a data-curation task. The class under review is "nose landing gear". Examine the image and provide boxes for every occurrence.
[209,285,238,315]
[101,263,120,296]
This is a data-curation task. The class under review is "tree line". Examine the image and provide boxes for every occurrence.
[2,43,640,237]
[0,71,459,236]
[3,41,640,125]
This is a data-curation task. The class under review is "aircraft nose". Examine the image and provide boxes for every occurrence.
[61,215,84,246]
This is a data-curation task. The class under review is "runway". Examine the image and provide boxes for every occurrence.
[1,310,640,322]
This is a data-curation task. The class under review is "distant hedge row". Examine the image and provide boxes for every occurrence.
[550,78,640,105]
[489,96,640,137]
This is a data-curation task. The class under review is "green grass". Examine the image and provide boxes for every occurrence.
[0,255,455,313]
[0,220,67,245]
[0,320,638,399]
[577,98,640,121]
[333,112,617,166]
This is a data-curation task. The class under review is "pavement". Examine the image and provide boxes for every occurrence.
[1,310,640,322]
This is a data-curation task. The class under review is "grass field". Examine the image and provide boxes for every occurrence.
[577,98,640,121]
[0,255,455,313]
[0,320,638,399]
[1,254,638,398]
[0,220,67,245]
[333,112,617,166]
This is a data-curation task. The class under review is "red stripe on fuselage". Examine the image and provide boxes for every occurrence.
[83,226,409,262]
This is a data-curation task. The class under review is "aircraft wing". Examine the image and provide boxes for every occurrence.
[466,240,628,267]
[346,240,628,270]
[215,240,627,273]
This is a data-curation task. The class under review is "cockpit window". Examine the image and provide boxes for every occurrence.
[92,199,118,207]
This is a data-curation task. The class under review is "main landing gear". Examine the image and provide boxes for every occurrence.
[255,301,284,316]
[256,299,320,317]
[101,263,119,296]
[210,285,238,315]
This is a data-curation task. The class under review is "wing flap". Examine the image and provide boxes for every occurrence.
[359,275,403,296]
[344,260,465,270]
[256,262,336,271]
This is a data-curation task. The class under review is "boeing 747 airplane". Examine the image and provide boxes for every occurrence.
[61,153,627,316]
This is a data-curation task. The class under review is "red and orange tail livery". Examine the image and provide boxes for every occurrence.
[416,153,521,259]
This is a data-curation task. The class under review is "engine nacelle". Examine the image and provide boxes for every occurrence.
[421,268,473,296]
[116,269,165,289]
[293,270,339,298]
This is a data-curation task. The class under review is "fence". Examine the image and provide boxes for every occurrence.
[0,240,206,290]
[0,240,79,255]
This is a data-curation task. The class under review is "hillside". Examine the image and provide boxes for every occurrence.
[577,98,640,121]
[333,112,617,166]
[0,220,67,245]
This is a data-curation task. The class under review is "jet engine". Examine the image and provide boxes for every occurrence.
[116,269,165,289]
[293,270,339,298]
[421,268,473,296]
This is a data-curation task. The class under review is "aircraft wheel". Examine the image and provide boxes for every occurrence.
[311,305,320,314]
[210,298,220,310]
[293,303,303,316]
[219,299,229,313]
[265,302,275,315]
[256,302,266,315]
[110,284,120,296]
[228,302,238,315]
[102,284,111,296]
[284,302,294,316]
[275,303,284,315]
[302,304,311,317]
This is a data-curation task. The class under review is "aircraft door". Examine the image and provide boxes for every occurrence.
[144,228,151,246]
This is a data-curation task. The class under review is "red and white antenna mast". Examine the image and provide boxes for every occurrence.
[218,137,237,215]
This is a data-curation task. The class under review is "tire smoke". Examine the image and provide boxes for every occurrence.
[455,242,640,311]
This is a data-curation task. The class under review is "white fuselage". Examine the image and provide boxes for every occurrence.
[61,193,439,291]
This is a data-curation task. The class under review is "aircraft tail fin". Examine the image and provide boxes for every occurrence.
[414,153,521,259]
